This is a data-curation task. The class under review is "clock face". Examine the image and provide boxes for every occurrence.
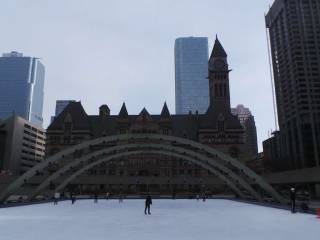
[215,59,226,70]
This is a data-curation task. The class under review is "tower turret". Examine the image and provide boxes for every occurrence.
[207,36,231,112]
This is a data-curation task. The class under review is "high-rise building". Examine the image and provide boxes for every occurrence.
[51,100,76,123]
[0,115,46,175]
[0,52,45,127]
[266,0,320,169]
[232,105,258,158]
[175,37,209,114]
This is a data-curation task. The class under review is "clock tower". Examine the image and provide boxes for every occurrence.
[207,36,231,112]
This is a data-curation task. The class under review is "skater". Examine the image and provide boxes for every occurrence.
[54,192,60,205]
[290,187,296,213]
[94,193,98,203]
[196,194,200,201]
[202,192,206,202]
[119,194,123,203]
[106,192,110,200]
[71,193,76,205]
[145,195,152,215]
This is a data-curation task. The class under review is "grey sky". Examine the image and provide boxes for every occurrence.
[0,0,275,151]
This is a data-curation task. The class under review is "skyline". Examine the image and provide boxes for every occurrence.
[0,0,274,151]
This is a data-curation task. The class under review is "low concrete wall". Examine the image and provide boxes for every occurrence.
[263,167,320,184]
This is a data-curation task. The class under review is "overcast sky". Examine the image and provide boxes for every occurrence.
[0,0,275,151]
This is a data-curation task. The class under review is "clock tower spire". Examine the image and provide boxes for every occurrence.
[207,37,231,112]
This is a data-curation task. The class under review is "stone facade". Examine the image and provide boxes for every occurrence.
[46,38,249,194]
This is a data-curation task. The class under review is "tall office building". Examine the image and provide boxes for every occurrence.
[231,105,258,158]
[0,115,46,175]
[266,0,320,169]
[0,51,45,127]
[175,37,209,114]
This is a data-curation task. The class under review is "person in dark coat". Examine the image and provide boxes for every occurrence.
[145,195,152,215]
[290,188,296,213]
[71,193,76,205]
[94,194,98,203]
[202,192,206,202]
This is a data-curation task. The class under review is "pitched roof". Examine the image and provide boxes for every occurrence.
[138,107,152,121]
[201,107,243,129]
[118,103,128,118]
[48,101,91,130]
[160,102,171,118]
[209,36,227,59]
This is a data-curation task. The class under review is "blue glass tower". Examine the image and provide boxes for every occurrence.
[175,37,209,114]
[0,52,45,127]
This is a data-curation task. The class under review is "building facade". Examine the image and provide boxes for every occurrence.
[0,52,45,127]
[266,0,320,169]
[175,37,209,114]
[231,105,258,159]
[46,38,249,194]
[0,115,46,175]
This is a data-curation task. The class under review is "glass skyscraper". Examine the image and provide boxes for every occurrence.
[175,37,209,114]
[0,51,45,127]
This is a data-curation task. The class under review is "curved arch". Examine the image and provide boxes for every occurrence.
[0,134,285,203]
[55,150,245,198]
[27,143,260,200]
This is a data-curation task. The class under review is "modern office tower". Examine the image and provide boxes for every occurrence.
[266,0,320,169]
[0,52,45,127]
[231,105,258,158]
[0,115,46,175]
[51,100,76,123]
[175,37,209,114]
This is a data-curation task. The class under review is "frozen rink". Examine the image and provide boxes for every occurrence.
[0,199,319,240]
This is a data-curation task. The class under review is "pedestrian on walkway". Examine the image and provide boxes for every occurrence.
[145,195,152,215]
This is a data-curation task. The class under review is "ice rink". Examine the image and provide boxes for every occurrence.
[0,199,319,240]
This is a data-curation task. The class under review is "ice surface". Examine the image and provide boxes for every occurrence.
[0,199,319,240]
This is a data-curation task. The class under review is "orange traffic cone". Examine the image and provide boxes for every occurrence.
[317,209,320,218]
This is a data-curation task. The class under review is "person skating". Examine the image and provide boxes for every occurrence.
[71,194,76,205]
[202,192,206,202]
[54,192,60,205]
[106,192,110,200]
[119,194,123,203]
[290,188,296,213]
[145,195,152,215]
[94,194,98,203]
